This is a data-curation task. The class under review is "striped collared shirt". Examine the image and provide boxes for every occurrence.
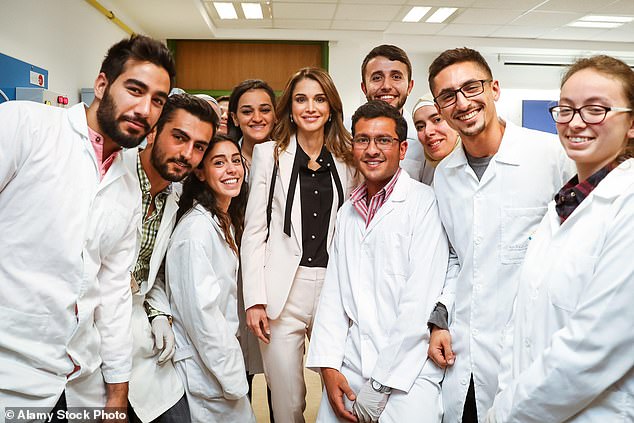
[351,168,402,227]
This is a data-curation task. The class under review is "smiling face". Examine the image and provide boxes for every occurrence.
[149,108,214,182]
[557,68,634,181]
[232,88,275,145]
[362,56,413,111]
[352,116,407,198]
[291,78,330,136]
[414,105,459,161]
[218,100,229,135]
[195,140,245,213]
[95,59,170,148]
[431,61,499,141]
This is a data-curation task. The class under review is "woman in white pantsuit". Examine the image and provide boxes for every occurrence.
[487,56,634,422]
[166,135,255,423]
[241,67,357,423]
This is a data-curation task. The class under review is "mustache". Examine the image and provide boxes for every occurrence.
[168,157,192,169]
[121,115,150,132]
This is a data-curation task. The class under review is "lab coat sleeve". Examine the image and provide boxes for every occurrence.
[435,242,459,326]
[493,201,634,422]
[145,260,171,315]
[0,102,32,192]
[167,237,247,399]
[95,204,140,383]
[372,193,449,392]
[240,143,272,310]
[306,219,349,372]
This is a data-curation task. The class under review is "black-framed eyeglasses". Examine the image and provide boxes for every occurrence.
[549,104,632,125]
[352,136,400,150]
[434,79,492,108]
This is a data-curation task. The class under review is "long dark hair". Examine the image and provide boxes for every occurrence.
[176,134,248,254]
[227,79,276,141]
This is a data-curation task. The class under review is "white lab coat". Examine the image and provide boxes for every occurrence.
[0,101,140,413]
[166,203,255,423]
[306,171,447,422]
[432,121,574,422]
[122,149,184,422]
[489,159,634,422]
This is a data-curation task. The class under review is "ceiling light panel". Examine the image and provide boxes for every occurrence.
[242,3,263,19]
[402,7,431,23]
[214,2,238,19]
[580,15,633,23]
[568,21,622,28]
[426,7,458,24]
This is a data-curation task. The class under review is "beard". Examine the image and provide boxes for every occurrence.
[97,88,150,149]
[150,140,192,182]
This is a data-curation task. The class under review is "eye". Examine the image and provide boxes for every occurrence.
[371,74,383,82]
[376,137,393,146]
[438,92,455,103]
[261,107,272,114]
[462,82,482,94]
[128,87,142,95]
[240,109,253,115]
[213,159,225,167]
[232,157,242,164]
[433,116,442,124]
[295,96,306,104]
[315,96,327,104]
[584,105,608,115]
[353,137,370,145]
[195,143,207,152]
[415,124,426,131]
[392,74,403,81]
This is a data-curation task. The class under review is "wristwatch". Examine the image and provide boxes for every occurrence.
[370,378,392,394]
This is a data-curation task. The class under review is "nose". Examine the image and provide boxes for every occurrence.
[568,110,587,129]
[365,138,381,155]
[135,95,152,117]
[306,99,316,112]
[252,109,263,122]
[181,142,194,161]
[425,124,436,138]
[454,90,470,109]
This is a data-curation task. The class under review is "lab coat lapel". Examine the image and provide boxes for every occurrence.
[277,135,302,247]
[363,171,407,238]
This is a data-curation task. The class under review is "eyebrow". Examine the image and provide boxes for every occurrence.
[171,128,191,140]
[437,78,481,95]
[559,96,611,104]
[125,78,169,100]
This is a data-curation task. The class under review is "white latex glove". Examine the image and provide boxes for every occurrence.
[151,315,175,365]
[352,380,390,423]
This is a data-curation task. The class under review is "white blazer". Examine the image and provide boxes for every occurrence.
[122,149,184,422]
[0,101,140,410]
[490,159,634,423]
[306,172,447,396]
[432,121,575,422]
[166,204,254,422]
[241,135,356,319]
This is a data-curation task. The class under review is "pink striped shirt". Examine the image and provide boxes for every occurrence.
[88,127,120,180]
[351,168,402,227]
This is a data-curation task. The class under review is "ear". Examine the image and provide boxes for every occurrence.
[145,128,157,147]
[361,81,367,96]
[407,79,414,96]
[399,140,408,161]
[627,115,634,140]
[93,72,108,101]
[231,112,239,126]
[193,167,206,182]
[490,79,501,102]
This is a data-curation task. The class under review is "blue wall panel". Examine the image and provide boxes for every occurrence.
[0,52,48,100]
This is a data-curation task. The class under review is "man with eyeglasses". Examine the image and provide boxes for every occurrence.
[424,47,574,423]
[307,101,448,423]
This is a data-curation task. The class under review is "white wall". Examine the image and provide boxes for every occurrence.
[0,0,142,104]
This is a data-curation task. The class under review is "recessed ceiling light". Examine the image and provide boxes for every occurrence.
[214,2,238,19]
[402,7,431,23]
[580,15,633,23]
[568,21,622,28]
[242,3,263,20]
[426,7,457,23]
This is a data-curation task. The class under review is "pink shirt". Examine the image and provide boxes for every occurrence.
[351,168,402,227]
[88,127,120,180]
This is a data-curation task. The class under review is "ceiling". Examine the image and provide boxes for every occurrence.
[105,0,634,56]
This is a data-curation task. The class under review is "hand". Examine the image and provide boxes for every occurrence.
[485,407,497,423]
[321,368,357,422]
[246,305,270,344]
[352,380,389,423]
[428,326,455,368]
[151,315,175,365]
[104,382,128,423]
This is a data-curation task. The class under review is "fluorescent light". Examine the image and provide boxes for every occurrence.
[580,15,633,23]
[214,2,238,19]
[568,21,622,28]
[426,7,457,23]
[241,3,263,19]
[402,7,431,23]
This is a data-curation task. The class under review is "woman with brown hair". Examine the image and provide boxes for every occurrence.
[241,67,357,422]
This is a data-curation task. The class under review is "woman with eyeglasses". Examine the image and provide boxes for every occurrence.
[486,55,634,422]
[165,134,255,422]
[241,67,357,422]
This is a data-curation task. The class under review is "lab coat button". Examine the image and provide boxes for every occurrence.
[524,338,531,348]
[475,237,482,245]
[472,329,479,336]
[460,378,468,385]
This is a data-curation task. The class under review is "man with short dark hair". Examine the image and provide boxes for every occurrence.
[426,47,574,423]
[307,101,447,423]
[360,45,427,183]
[0,35,174,416]
[126,94,217,423]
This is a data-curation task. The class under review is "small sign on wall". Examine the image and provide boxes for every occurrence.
[30,70,46,87]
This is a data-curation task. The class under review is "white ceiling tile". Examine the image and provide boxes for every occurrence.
[460,0,543,10]
[274,18,332,29]
[536,0,611,13]
[340,0,407,3]
[330,20,391,30]
[452,8,525,25]
[384,22,447,35]
[269,0,337,2]
[489,25,553,39]
[334,4,403,21]
[598,0,634,15]
[406,0,477,6]
[589,26,634,42]
[272,3,337,19]
[437,23,501,37]
[510,10,584,26]
[537,26,612,41]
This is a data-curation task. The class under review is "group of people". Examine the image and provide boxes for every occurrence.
[0,32,632,423]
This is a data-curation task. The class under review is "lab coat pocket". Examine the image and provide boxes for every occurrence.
[547,254,598,312]
[184,358,224,400]
[500,207,546,264]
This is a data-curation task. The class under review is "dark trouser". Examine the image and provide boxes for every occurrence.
[247,373,275,423]
[128,394,190,423]
[462,374,478,423]
[51,392,68,423]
